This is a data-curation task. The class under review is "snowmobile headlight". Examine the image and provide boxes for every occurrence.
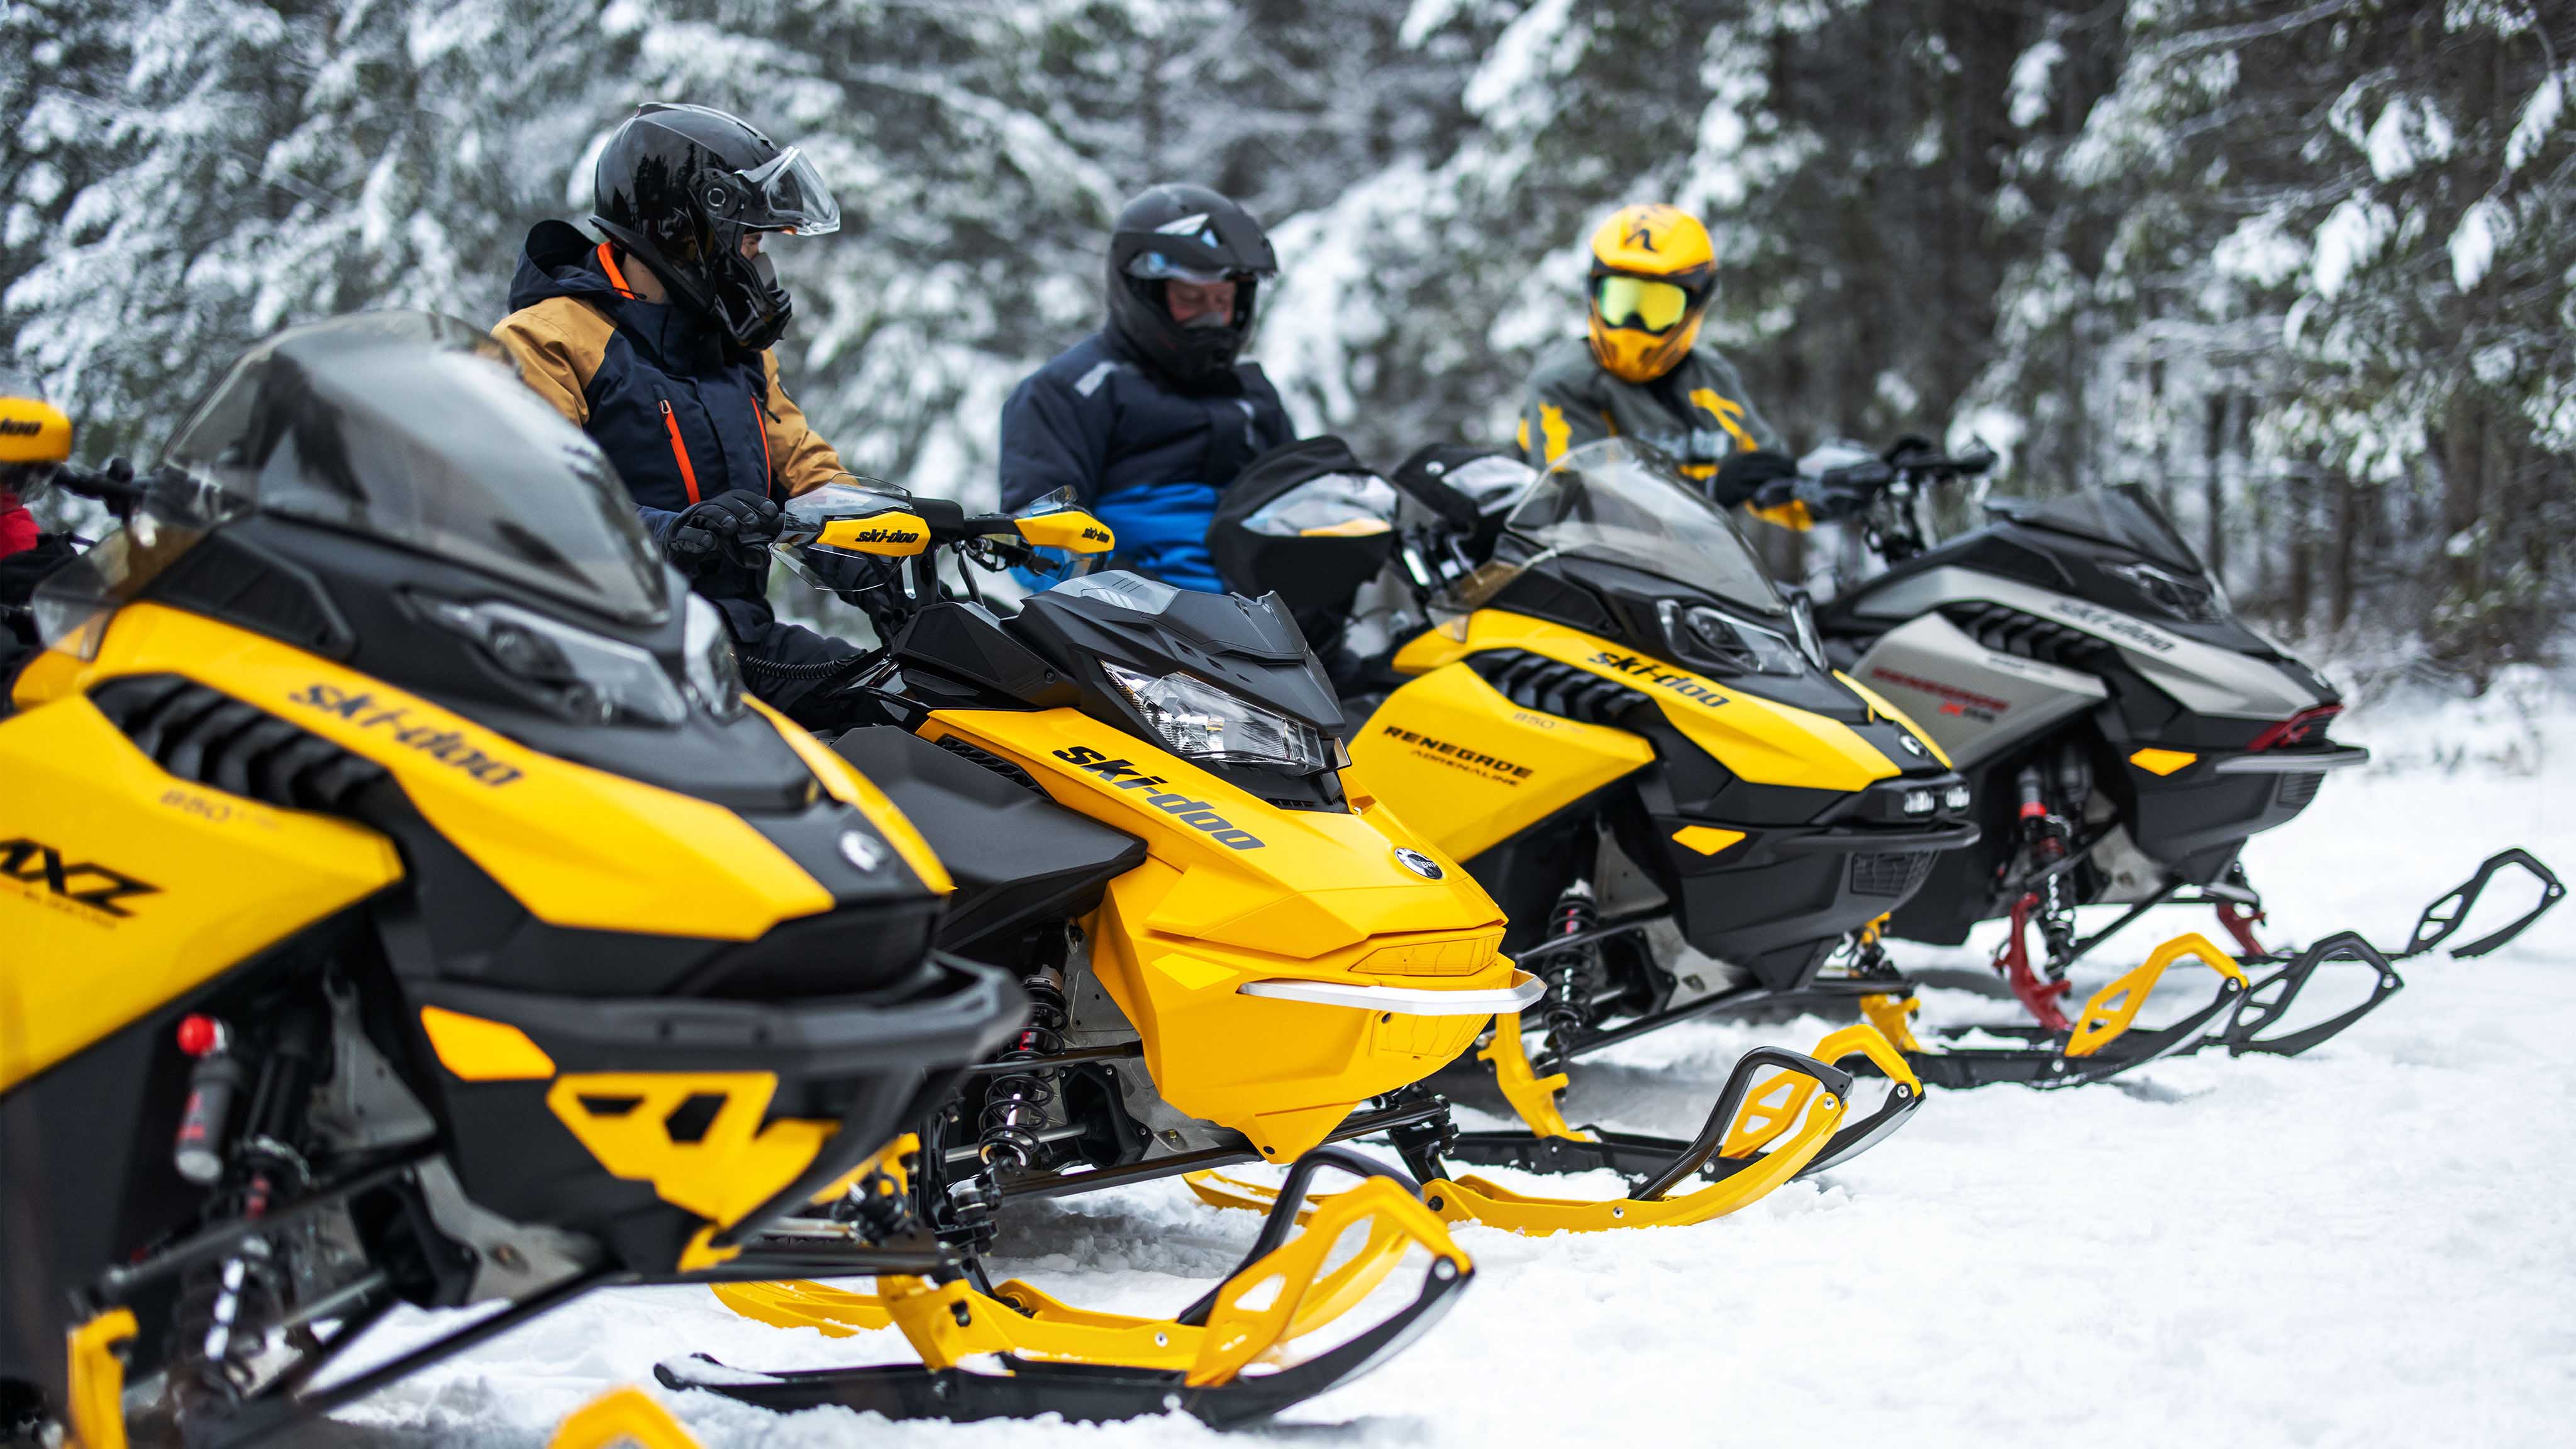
[424,594,689,727]
[1901,789,1937,816]
[1103,662,1330,773]
[682,593,747,721]
[1943,784,1973,812]
[1658,599,1807,677]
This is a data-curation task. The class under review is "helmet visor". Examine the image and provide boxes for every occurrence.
[1594,275,1694,334]
[1123,251,1252,285]
[729,147,840,236]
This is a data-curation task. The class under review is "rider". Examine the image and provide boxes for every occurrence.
[491,103,864,723]
[1519,203,1815,527]
[999,184,1292,591]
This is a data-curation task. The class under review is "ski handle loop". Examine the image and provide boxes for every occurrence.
[1175,1145,1424,1327]
[1636,1046,1853,1201]
[2403,848,2565,960]
[2221,931,2402,1059]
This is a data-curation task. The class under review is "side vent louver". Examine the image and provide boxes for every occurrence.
[89,674,387,813]
[931,733,1043,794]
[1941,604,2113,669]
[1467,651,1650,727]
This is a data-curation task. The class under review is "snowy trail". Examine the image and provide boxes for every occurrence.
[333,734,2576,1448]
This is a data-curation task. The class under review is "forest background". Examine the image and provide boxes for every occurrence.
[5,0,2570,690]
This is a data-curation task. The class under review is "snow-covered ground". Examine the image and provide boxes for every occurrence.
[333,687,2575,1448]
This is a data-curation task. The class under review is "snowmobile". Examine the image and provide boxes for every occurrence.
[680,481,1866,1380]
[0,315,1469,1448]
[1793,438,2563,1085]
[1199,436,1938,1184]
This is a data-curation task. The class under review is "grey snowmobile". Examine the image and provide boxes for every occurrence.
[1806,439,2562,1088]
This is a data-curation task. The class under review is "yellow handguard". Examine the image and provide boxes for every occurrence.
[1,393,72,465]
[816,511,931,557]
[1013,508,1116,554]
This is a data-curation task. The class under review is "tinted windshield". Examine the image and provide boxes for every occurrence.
[1494,438,1783,614]
[164,312,669,623]
[2005,485,2207,576]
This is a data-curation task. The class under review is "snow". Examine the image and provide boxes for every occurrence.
[319,693,2575,1446]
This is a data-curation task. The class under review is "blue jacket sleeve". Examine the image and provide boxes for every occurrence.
[636,502,681,547]
[999,366,1111,512]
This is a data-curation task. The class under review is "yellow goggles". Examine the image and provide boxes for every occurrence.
[1594,275,1695,334]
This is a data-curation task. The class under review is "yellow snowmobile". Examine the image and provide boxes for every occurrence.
[682,481,1863,1390]
[0,318,1462,1446]
[1204,438,1972,1172]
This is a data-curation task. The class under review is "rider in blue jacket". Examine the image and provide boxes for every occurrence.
[999,184,1292,591]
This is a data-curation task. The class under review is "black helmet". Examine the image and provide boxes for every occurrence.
[1104,184,1277,387]
[591,103,841,353]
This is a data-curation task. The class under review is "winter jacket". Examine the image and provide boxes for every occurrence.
[1518,335,1784,482]
[0,489,34,558]
[999,330,1293,592]
[491,221,847,613]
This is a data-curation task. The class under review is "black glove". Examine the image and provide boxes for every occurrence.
[1707,449,1797,509]
[664,489,782,575]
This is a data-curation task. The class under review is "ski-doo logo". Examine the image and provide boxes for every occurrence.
[289,683,525,787]
[0,838,160,919]
[1376,724,1532,782]
[842,526,923,544]
[2049,599,2175,655]
[1588,650,1730,708]
[0,418,41,436]
[1052,746,1265,850]
[1083,526,1112,543]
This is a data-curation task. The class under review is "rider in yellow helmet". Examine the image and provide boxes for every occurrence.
[1519,203,1810,526]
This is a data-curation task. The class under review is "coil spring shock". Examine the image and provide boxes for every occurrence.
[2015,763,2080,972]
[978,967,1067,1169]
[1535,886,1600,1056]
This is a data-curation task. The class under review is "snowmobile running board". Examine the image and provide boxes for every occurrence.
[680,1148,1470,1428]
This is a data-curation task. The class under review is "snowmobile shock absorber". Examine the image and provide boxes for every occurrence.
[2015,765,2080,967]
[172,1014,241,1186]
[1534,886,1601,1063]
[977,967,1067,1169]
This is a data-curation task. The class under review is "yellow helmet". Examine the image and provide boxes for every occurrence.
[1584,204,1716,384]
[0,386,72,467]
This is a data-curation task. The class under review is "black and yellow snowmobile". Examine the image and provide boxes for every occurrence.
[677,480,1865,1370]
[1799,439,2563,1085]
[1200,436,2002,1167]
[0,316,1462,1448]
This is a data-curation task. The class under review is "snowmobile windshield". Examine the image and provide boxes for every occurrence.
[2003,486,2208,577]
[160,311,670,625]
[1490,438,1784,616]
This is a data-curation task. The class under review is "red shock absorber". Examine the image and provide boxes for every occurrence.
[1996,891,2074,1033]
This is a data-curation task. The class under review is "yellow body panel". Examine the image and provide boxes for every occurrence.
[1379,609,1901,797]
[1348,662,1653,862]
[419,1006,557,1081]
[2128,747,2197,777]
[921,707,1511,1160]
[545,1072,834,1230]
[19,603,836,940]
[0,687,403,1091]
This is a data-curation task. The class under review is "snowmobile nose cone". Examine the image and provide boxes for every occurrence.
[1393,848,1445,880]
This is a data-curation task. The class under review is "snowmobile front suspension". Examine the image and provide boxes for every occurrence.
[674,1146,1471,1428]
